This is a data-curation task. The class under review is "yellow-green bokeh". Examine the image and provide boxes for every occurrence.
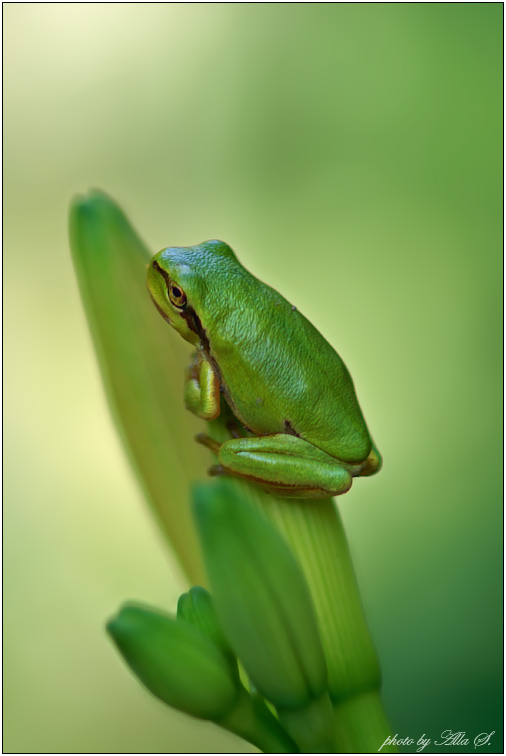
[4,4,502,753]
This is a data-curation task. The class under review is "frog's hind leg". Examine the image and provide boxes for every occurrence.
[204,433,353,499]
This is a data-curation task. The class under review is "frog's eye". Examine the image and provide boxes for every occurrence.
[168,281,187,308]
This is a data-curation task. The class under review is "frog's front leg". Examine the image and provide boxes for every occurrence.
[197,433,353,499]
[184,351,220,420]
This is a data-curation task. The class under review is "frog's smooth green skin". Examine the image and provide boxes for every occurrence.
[147,240,381,499]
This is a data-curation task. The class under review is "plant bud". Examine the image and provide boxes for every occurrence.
[177,586,235,664]
[193,478,328,709]
[69,190,205,584]
[107,603,239,720]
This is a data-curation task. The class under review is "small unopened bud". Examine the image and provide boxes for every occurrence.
[107,603,239,720]
[177,587,226,651]
[193,479,328,709]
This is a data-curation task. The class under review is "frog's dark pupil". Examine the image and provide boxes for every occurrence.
[172,286,181,298]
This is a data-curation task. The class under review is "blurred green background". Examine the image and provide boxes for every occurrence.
[4,3,502,753]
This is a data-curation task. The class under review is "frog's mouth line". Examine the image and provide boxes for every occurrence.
[148,290,174,327]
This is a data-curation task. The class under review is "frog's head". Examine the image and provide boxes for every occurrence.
[147,240,238,345]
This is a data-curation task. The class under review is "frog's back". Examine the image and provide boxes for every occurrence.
[204,272,372,464]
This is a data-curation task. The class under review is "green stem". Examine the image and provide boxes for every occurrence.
[219,687,297,753]
[333,691,397,754]
[253,495,380,698]
[249,492,395,753]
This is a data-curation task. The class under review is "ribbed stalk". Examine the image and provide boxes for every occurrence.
[248,490,395,753]
[252,495,380,698]
[333,691,397,754]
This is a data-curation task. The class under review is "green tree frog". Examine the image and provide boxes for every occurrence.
[147,240,381,499]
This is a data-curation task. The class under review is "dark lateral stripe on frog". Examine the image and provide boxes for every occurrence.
[181,306,211,353]
[179,303,239,418]
[152,259,170,286]
[152,259,211,350]
[183,307,256,434]
[185,309,240,417]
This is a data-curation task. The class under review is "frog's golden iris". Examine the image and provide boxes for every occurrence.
[169,282,187,308]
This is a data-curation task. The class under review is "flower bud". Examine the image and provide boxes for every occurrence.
[69,190,204,584]
[107,603,239,720]
[193,478,328,709]
[177,586,236,666]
